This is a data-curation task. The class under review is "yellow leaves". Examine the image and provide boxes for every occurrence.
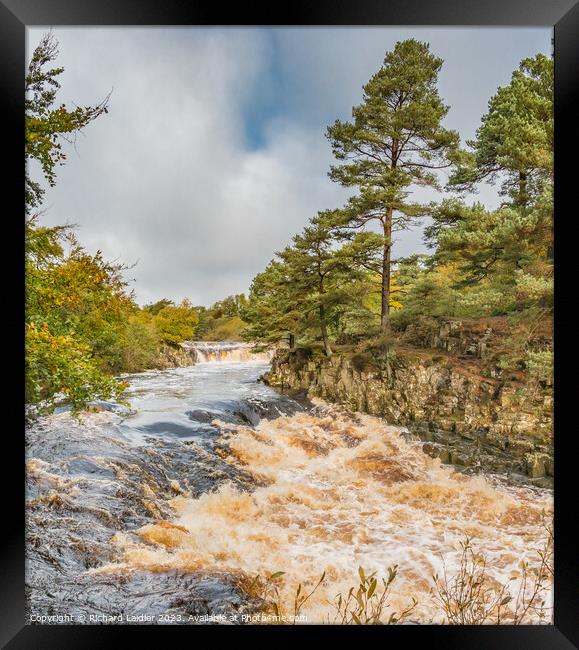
[389,273,403,310]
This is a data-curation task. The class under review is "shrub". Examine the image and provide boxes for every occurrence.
[330,566,417,625]
[153,300,199,345]
[432,528,553,624]
[243,571,325,624]
[26,322,127,414]
[209,315,246,341]
[288,346,314,370]
[350,351,376,373]
[241,566,416,625]
[525,349,553,386]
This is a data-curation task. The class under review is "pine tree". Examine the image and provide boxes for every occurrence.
[449,53,553,212]
[326,39,459,331]
[277,218,345,356]
[243,259,302,348]
[431,54,554,306]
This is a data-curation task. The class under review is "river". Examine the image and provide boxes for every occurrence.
[26,342,553,625]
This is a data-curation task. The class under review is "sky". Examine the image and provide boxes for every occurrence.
[27,27,551,307]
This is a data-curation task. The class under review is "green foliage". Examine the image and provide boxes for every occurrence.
[143,298,175,315]
[23,32,197,413]
[196,294,248,340]
[243,259,304,348]
[276,217,358,356]
[390,258,460,328]
[25,215,155,411]
[26,322,127,414]
[24,32,135,414]
[26,210,199,411]
[210,294,248,318]
[327,39,460,329]
[449,54,553,207]
[247,47,552,364]
[427,196,552,291]
[407,53,553,335]
[153,300,199,345]
[25,31,110,210]
[331,566,416,624]
[208,315,246,341]
[117,311,162,373]
[524,350,553,386]
[243,215,379,355]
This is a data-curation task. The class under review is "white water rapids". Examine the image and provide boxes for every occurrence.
[26,342,553,624]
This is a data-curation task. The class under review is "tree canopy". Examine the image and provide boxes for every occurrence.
[326,39,460,330]
[244,41,553,368]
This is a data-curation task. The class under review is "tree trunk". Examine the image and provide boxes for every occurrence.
[288,333,295,349]
[381,208,393,333]
[319,305,332,357]
[518,171,528,210]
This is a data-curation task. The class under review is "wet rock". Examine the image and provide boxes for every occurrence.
[186,410,247,426]
[422,442,451,464]
[89,401,135,416]
[25,409,262,622]
[450,450,470,467]
[524,452,551,478]
[186,410,219,423]
[138,421,202,438]
[238,394,310,425]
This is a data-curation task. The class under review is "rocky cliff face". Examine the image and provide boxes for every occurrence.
[156,344,197,369]
[263,320,553,486]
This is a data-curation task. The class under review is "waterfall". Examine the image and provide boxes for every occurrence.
[181,341,274,364]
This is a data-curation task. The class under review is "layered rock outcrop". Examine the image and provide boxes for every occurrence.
[263,320,553,485]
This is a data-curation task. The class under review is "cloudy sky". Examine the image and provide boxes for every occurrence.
[27,27,551,306]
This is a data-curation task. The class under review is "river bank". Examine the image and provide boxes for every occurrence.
[262,320,553,487]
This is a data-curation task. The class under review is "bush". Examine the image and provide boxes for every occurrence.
[26,322,127,414]
[432,529,553,624]
[288,346,314,370]
[525,350,553,385]
[118,312,162,372]
[207,315,246,341]
[241,566,416,625]
[356,332,398,357]
[330,566,416,624]
[350,351,376,373]
[153,300,199,345]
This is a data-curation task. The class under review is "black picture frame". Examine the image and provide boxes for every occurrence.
[3,1,577,647]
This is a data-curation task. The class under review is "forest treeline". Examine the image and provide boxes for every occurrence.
[242,40,553,365]
[25,34,552,414]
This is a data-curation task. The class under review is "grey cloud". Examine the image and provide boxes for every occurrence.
[28,27,551,306]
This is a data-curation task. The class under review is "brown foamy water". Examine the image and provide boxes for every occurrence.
[95,401,553,624]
